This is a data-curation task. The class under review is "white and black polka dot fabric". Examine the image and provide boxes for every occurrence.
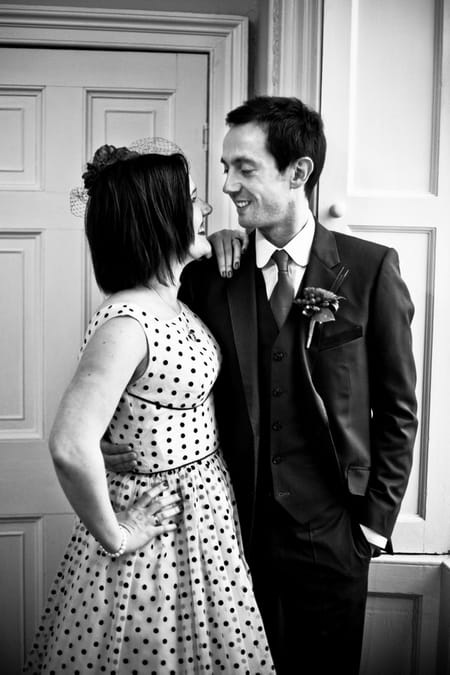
[24,303,274,674]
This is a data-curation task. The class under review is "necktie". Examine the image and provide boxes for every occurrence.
[270,249,295,328]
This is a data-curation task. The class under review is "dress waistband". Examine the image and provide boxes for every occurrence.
[127,448,219,477]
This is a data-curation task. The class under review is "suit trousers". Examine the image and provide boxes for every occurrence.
[249,499,371,675]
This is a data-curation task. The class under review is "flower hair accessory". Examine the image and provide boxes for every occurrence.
[82,144,138,192]
[294,287,344,348]
[69,137,185,217]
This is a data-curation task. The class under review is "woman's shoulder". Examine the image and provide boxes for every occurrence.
[96,287,182,323]
[89,296,148,327]
[82,293,152,355]
[93,289,161,322]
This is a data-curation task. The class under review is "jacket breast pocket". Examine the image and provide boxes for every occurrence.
[318,324,363,351]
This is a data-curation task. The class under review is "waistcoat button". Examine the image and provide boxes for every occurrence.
[273,351,286,361]
[272,456,281,464]
[272,387,283,397]
[272,421,282,431]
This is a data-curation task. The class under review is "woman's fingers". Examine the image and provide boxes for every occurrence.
[154,492,182,510]
[232,237,243,269]
[130,486,183,523]
[134,481,168,507]
[208,229,247,277]
[158,521,179,533]
[156,502,183,522]
[151,505,183,535]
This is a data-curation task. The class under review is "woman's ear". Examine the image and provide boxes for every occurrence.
[290,157,314,189]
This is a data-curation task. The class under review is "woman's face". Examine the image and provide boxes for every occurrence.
[188,177,213,260]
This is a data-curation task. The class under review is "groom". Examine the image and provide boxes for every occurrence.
[106,96,418,674]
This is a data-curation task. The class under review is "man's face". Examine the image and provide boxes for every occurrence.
[221,122,297,236]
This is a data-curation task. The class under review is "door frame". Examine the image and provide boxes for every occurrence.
[259,0,323,109]
[0,3,248,229]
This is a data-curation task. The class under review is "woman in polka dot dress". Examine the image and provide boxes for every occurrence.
[23,141,275,675]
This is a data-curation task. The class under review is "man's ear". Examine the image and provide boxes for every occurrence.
[290,157,314,189]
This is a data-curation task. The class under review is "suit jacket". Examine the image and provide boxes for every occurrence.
[179,222,418,550]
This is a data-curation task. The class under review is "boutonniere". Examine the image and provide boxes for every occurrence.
[294,287,345,348]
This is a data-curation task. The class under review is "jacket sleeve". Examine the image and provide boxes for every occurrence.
[178,260,202,313]
[364,247,418,538]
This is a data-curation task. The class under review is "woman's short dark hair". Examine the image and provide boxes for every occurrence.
[84,149,193,294]
[226,96,326,200]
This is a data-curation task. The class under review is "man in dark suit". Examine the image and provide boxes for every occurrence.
[103,96,417,674]
[178,96,418,674]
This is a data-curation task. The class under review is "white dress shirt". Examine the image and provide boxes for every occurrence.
[254,210,387,552]
[255,210,315,299]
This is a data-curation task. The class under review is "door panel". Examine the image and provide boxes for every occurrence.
[364,558,442,675]
[320,1,450,672]
[0,47,208,671]
[320,0,450,555]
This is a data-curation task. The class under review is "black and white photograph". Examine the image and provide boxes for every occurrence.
[0,1,449,673]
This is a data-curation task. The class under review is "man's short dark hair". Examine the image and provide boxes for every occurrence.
[85,153,193,293]
[226,96,326,199]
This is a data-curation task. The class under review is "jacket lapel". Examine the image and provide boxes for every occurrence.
[226,238,261,460]
[298,221,347,351]
[296,222,347,425]
[300,221,343,296]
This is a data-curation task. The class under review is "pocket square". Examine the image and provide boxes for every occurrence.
[318,324,363,351]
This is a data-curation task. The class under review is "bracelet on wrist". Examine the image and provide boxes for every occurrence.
[97,524,128,559]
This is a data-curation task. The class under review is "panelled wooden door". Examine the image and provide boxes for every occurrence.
[319,1,450,673]
[0,47,208,672]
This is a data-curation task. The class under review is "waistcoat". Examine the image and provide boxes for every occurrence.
[255,268,338,524]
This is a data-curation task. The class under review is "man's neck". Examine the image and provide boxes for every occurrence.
[262,217,311,248]
[259,197,311,248]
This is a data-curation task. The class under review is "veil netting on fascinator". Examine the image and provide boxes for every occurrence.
[69,137,185,218]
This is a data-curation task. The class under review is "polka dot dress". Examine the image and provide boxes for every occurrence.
[23,302,274,674]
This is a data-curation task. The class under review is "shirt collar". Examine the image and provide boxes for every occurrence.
[255,210,316,269]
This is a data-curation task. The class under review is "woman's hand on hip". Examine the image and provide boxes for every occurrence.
[117,481,183,553]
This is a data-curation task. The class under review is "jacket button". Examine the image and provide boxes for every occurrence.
[272,421,282,431]
[272,387,283,397]
[272,456,282,464]
[273,351,286,361]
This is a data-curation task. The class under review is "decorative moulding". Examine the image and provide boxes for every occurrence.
[265,0,323,110]
[0,4,248,230]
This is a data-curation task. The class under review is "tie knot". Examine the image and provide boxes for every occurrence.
[272,249,290,273]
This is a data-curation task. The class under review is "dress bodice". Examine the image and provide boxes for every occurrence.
[81,301,222,473]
